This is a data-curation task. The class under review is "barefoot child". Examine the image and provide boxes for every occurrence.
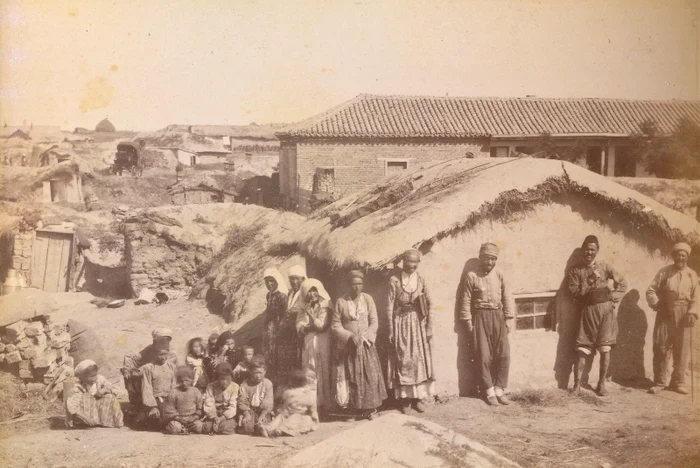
[233,345,255,384]
[237,357,274,435]
[186,337,208,392]
[140,339,176,430]
[162,366,204,434]
[261,368,319,438]
[202,362,239,435]
[66,360,124,428]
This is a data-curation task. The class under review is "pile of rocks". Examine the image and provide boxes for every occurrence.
[1,315,73,392]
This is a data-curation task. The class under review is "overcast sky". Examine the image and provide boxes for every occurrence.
[0,0,698,131]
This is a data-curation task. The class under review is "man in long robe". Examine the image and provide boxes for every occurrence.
[458,242,513,406]
[646,242,699,395]
[568,235,627,397]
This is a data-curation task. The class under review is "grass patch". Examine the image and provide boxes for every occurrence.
[510,388,606,407]
[0,371,64,438]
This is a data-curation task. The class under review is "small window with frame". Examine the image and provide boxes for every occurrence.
[514,291,556,331]
[386,160,409,176]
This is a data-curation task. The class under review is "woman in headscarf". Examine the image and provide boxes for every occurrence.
[261,268,290,384]
[332,270,387,419]
[204,330,237,381]
[296,278,333,414]
[386,249,435,414]
[66,360,124,428]
[287,265,307,311]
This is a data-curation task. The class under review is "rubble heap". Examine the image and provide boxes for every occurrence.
[1,315,74,395]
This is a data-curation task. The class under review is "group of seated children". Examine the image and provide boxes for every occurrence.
[66,327,319,437]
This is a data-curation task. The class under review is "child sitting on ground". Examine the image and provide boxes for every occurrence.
[237,356,274,436]
[232,345,255,384]
[186,337,209,392]
[202,362,239,435]
[260,368,319,438]
[66,359,124,429]
[162,366,204,434]
[139,339,176,430]
[204,331,236,381]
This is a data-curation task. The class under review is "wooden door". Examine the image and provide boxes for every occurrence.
[31,231,74,292]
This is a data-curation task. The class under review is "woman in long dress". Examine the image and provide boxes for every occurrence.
[296,278,333,414]
[66,360,124,428]
[386,249,435,414]
[261,268,289,385]
[332,270,387,419]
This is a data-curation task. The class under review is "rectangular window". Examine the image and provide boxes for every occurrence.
[514,292,556,331]
[386,160,408,176]
[313,168,335,194]
[489,146,510,158]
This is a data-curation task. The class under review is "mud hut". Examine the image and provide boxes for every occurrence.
[95,118,115,133]
[1,160,83,204]
[294,157,700,396]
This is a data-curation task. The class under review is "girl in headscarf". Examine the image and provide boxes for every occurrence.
[66,360,124,428]
[261,268,290,385]
[287,265,307,311]
[296,278,333,414]
[386,249,435,414]
[204,330,237,380]
[333,270,387,419]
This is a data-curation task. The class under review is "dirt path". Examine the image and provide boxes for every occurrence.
[2,295,699,467]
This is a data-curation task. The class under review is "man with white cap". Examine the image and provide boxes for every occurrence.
[458,242,514,406]
[646,242,699,395]
[121,328,177,407]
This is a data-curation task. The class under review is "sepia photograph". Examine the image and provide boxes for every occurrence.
[0,0,699,466]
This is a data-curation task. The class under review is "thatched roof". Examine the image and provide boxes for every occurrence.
[95,118,116,132]
[296,158,700,271]
[136,131,230,154]
[6,129,31,140]
[0,160,80,202]
[168,173,237,196]
[614,177,700,217]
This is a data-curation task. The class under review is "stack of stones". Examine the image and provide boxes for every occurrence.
[1,315,73,389]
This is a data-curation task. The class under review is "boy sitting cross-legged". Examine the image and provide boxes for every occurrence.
[202,362,239,435]
[162,365,204,434]
[139,338,176,430]
[237,356,274,436]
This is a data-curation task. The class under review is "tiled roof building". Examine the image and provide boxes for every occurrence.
[277,94,700,213]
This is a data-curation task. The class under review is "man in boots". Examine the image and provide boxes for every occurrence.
[458,243,514,406]
[646,242,699,395]
[568,235,627,396]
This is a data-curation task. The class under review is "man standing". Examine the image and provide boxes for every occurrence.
[646,242,699,395]
[458,243,513,406]
[568,235,627,396]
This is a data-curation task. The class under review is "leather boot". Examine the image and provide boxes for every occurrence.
[597,352,610,396]
[572,355,585,392]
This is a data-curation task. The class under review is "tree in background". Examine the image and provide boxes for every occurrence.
[630,117,700,179]
[518,132,588,163]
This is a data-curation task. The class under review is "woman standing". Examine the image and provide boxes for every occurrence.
[386,249,435,414]
[296,278,333,414]
[333,270,387,419]
[261,268,289,384]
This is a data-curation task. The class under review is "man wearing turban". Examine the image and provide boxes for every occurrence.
[568,235,627,397]
[458,242,514,406]
[646,242,699,395]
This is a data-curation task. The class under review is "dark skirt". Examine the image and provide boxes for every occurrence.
[576,301,617,349]
[335,341,387,411]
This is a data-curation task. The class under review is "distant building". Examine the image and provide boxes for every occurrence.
[277,94,700,212]
[95,118,116,132]
[6,129,32,140]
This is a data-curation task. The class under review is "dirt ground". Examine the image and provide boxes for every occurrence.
[1,295,699,468]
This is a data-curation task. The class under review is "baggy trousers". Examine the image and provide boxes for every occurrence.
[474,308,510,390]
[653,302,692,387]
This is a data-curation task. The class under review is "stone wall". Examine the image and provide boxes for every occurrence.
[11,229,34,285]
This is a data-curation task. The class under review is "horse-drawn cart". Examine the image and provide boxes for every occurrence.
[111,141,144,177]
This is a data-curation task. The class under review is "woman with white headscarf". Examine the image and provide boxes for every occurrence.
[287,265,307,311]
[296,278,333,414]
[66,360,124,428]
[262,268,291,385]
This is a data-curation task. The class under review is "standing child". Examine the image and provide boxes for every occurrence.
[202,362,240,435]
[66,360,124,429]
[186,337,209,392]
[140,339,176,430]
[237,357,274,436]
[163,366,204,434]
[233,345,255,384]
[260,368,319,438]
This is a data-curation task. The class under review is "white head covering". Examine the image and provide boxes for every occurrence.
[672,242,692,255]
[288,265,307,279]
[263,268,289,295]
[74,359,98,377]
[152,328,173,339]
[300,278,331,302]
